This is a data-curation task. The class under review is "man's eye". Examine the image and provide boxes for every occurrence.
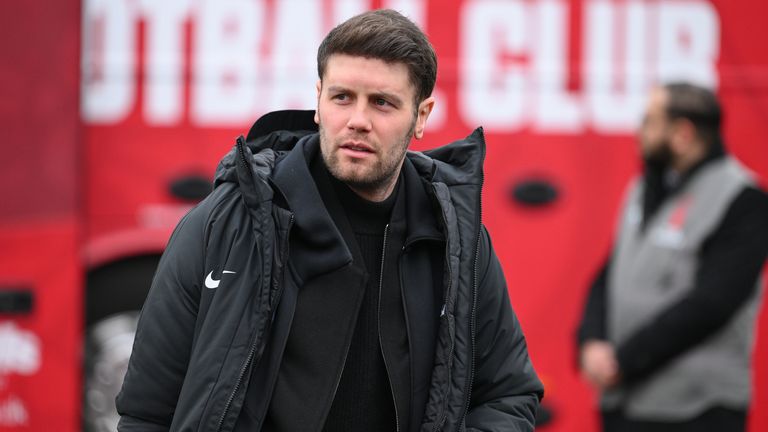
[374,98,389,106]
[332,94,349,102]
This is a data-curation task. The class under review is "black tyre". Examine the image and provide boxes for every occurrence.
[83,255,160,432]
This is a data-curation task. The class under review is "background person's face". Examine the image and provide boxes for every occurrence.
[638,87,673,164]
[315,54,430,201]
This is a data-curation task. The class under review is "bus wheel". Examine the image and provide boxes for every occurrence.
[83,255,159,432]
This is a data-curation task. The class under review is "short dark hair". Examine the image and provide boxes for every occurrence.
[663,82,723,149]
[317,9,437,105]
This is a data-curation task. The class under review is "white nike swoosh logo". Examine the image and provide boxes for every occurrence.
[204,270,237,289]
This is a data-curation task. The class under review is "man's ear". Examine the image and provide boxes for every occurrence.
[314,80,322,124]
[413,96,435,140]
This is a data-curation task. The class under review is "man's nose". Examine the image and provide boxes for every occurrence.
[346,102,372,132]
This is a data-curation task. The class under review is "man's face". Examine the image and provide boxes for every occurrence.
[315,54,433,201]
[638,87,673,165]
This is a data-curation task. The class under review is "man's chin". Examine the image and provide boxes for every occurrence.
[335,172,377,189]
[337,169,393,192]
[328,165,371,185]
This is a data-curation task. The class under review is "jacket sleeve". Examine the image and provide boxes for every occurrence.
[465,228,544,432]
[115,204,207,430]
[576,258,610,345]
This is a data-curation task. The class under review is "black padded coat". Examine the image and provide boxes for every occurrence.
[116,111,543,432]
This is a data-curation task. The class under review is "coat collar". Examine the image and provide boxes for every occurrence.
[215,109,485,280]
[270,134,443,282]
[271,135,352,282]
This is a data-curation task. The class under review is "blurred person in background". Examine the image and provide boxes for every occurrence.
[116,8,543,432]
[577,82,768,432]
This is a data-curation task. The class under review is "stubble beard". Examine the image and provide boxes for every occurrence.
[319,119,416,195]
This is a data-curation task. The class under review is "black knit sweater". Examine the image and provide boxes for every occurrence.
[319,163,400,432]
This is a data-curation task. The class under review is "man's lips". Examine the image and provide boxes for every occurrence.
[339,141,375,157]
[340,141,374,152]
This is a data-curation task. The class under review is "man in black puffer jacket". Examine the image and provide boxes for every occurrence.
[117,9,543,432]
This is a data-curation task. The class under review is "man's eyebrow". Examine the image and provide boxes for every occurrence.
[325,85,404,106]
[372,91,404,106]
[326,85,348,94]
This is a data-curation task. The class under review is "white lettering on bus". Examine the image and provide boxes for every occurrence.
[0,395,29,427]
[460,0,719,133]
[192,0,263,125]
[141,0,192,124]
[460,0,528,132]
[81,0,136,123]
[0,322,40,376]
[80,0,718,133]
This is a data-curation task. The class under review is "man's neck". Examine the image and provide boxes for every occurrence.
[332,173,400,235]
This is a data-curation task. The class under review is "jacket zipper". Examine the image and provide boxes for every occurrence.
[456,145,485,431]
[431,153,485,432]
[215,140,294,431]
[236,135,249,173]
[216,334,260,432]
[215,212,293,432]
[270,214,294,313]
[456,225,480,431]
[377,224,401,432]
[432,188,455,432]
[216,135,255,432]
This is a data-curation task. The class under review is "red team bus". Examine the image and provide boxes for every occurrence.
[1,1,767,430]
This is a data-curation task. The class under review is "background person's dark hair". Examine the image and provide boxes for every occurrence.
[663,82,724,151]
[317,9,437,105]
